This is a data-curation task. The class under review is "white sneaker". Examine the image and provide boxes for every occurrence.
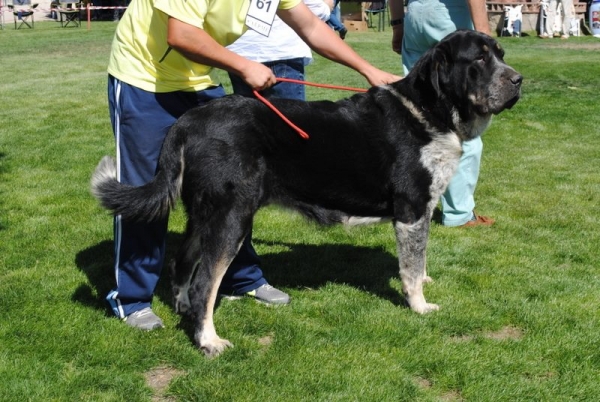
[247,284,290,305]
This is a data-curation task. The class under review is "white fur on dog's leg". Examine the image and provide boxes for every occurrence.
[196,322,233,358]
[200,337,233,358]
[423,271,433,283]
[403,279,439,314]
[396,220,436,304]
[423,258,433,283]
[173,286,191,314]
[194,256,237,358]
[422,268,433,283]
[407,292,439,314]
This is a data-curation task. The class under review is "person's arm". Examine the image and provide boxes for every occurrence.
[388,0,405,54]
[278,2,401,86]
[166,17,277,90]
[467,0,491,35]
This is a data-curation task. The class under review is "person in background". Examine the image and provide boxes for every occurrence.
[389,0,495,228]
[49,1,59,19]
[227,0,333,100]
[327,0,348,39]
[105,0,401,330]
[541,0,575,39]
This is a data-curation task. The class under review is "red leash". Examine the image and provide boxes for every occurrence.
[252,78,368,140]
[252,90,311,140]
[276,77,368,93]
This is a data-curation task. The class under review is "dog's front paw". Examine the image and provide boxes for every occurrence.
[406,294,439,314]
[414,302,439,314]
[200,337,233,358]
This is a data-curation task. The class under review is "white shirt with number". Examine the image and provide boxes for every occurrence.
[228,0,331,65]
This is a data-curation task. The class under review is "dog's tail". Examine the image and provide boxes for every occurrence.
[91,139,184,222]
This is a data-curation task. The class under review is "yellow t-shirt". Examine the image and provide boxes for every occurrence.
[108,0,301,93]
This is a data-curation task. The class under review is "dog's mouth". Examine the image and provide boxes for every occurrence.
[494,92,521,114]
[492,91,521,115]
[488,70,523,115]
[472,87,521,116]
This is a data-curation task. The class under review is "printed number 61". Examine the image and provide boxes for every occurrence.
[256,0,272,12]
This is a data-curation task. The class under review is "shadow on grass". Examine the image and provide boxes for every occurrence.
[73,232,406,337]
[73,240,115,315]
[252,239,404,305]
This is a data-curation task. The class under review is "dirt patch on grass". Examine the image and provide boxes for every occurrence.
[483,326,523,341]
[449,326,524,342]
[145,366,185,402]
[449,334,475,343]
[561,43,600,51]
[415,377,432,389]
[440,390,464,401]
[258,334,274,346]
[415,377,464,401]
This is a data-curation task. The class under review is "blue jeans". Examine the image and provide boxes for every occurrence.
[228,58,306,101]
[327,1,345,32]
[106,76,266,318]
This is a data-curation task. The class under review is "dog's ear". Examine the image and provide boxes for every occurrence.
[417,41,451,98]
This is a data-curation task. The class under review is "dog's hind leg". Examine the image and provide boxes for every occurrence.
[170,220,205,315]
[184,210,253,358]
[190,253,237,358]
[394,211,439,314]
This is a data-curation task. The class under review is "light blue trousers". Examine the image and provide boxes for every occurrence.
[402,0,482,226]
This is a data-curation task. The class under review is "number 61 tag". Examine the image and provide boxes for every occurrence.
[245,0,280,37]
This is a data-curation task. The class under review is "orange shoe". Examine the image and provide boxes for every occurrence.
[461,214,495,228]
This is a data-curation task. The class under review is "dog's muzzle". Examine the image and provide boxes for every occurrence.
[503,72,523,110]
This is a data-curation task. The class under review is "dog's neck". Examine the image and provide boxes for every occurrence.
[454,112,493,141]
[388,85,488,141]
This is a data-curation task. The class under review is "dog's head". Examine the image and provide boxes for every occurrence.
[410,30,522,118]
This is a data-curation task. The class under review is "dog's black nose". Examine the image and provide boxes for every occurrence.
[511,74,523,86]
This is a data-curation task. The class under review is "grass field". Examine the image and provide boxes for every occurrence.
[1,22,599,401]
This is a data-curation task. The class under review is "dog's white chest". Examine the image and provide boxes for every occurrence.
[419,133,462,198]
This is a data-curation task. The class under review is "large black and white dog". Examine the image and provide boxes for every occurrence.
[92,30,522,357]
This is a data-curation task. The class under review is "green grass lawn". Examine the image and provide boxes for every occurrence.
[1,22,599,401]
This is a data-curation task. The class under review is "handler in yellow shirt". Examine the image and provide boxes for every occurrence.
[105,0,401,330]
